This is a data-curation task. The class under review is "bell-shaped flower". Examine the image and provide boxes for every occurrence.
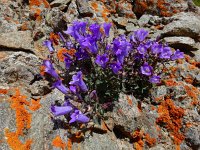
[137,44,147,55]
[51,104,73,116]
[95,54,109,68]
[43,40,54,53]
[41,60,59,79]
[140,62,153,76]
[103,23,112,37]
[159,47,172,59]
[149,75,161,83]
[110,62,122,74]
[64,57,73,70]
[80,36,98,54]
[69,71,88,92]
[151,42,162,54]
[171,49,184,60]
[134,29,149,42]
[52,80,69,94]
[69,109,90,124]
[89,23,101,40]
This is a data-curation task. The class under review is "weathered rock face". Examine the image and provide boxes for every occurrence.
[161,12,200,39]
[0,0,200,150]
[133,0,191,18]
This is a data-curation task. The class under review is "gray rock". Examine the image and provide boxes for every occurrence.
[76,0,93,17]
[192,49,200,62]
[162,12,200,39]
[0,31,34,52]
[110,94,158,140]
[138,14,151,27]
[79,132,120,150]
[28,90,65,150]
[125,23,139,33]
[50,0,71,7]
[112,16,128,27]
[0,51,40,85]
[185,127,200,149]
[163,36,199,51]
[30,80,51,97]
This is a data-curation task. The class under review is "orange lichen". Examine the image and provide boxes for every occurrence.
[9,89,32,135]
[145,134,156,147]
[91,2,99,11]
[57,48,68,62]
[29,99,41,111]
[5,129,32,150]
[29,0,50,8]
[67,138,72,150]
[0,89,8,94]
[164,79,179,86]
[50,33,59,45]
[132,129,144,150]
[40,65,46,76]
[57,48,76,62]
[154,95,164,102]
[126,96,133,106]
[52,136,66,150]
[5,89,33,150]
[188,64,197,70]
[21,22,29,31]
[156,99,185,145]
[184,75,193,84]
[184,85,199,105]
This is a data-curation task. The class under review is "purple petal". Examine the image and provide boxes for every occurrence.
[149,75,161,83]
[140,62,153,76]
[171,49,184,60]
[53,80,69,94]
[134,29,149,42]
[51,105,72,116]
[76,114,90,123]
[43,40,54,53]
[103,23,112,37]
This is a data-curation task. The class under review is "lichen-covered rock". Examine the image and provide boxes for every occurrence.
[133,0,191,18]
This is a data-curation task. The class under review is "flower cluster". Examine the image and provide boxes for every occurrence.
[41,21,184,125]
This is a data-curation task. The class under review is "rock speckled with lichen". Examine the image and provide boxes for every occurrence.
[0,0,199,150]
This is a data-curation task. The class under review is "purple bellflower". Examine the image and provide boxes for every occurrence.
[149,75,161,83]
[171,49,184,60]
[64,21,86,41]
[69,71,88,92]
[69,109,90,124]
[64,57,73,70]
[42,60,59,79]
[80,35,98,54]
[159,47,172,59]
[51,105,73,116]
[103,23,112,37]
[140,62,153,76]
[151,42,162,54]
[134,29,149,42]
[137,44,147,55]
[52,80,69,94]
[43,40,54,53]
[95,54,109,68]
[110,62,122,74]
[112,36,131,64]
[89,23,101,40]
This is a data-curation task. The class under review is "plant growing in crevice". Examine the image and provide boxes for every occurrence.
[41,21,184,127]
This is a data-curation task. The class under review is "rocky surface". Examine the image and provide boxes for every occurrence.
[0,0,200,150]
